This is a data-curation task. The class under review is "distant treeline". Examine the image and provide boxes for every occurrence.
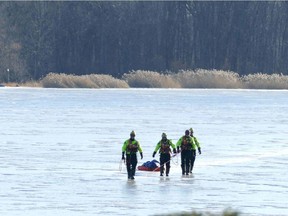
[1,1,288,82]
[35,70,288,89]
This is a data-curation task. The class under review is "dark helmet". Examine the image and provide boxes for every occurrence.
[185,130,189,136]
[130,130,136,137]
[162,133,167,139]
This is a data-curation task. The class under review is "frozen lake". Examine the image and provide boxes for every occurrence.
[0,87,288,216]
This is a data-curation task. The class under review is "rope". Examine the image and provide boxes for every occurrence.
[119,159,125,172]
[171,152,179,166]
[151,152,180,172]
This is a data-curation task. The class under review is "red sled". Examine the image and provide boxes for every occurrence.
[137,165,160,172]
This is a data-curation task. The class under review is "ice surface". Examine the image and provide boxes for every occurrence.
[0,88,288,216]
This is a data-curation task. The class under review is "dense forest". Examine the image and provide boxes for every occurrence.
[1,1,288,82]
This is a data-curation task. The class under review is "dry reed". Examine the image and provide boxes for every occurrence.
[172,69,243,88]
[122,70,181,88]
[18,70,288,89]
[41,73,128,88]
[242,73,288,89]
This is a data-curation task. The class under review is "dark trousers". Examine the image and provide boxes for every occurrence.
[160,153,171,175]
[189,150,196,173]
[126,154,137,178]
[181,150,191,174]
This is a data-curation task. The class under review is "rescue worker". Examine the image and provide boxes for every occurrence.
[189,128,201,173]
[152,133,176,177]
[122,131,143,180]
[176,130,195,175]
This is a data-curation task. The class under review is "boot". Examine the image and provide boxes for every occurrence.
[166,166,170,177]
[160,166,164,176]
[181,164,185,175]
[127,171,131,179]
[190,157,195,173]
[131,168,136,179]
[186,164,190,175]
[189,165,193,174]
[127,166,132,179]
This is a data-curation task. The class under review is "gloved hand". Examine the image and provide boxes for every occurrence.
[140,152,143,159]
[198,147,201,155]
[173,149,176,154]
[177,146,180,153]
[152,151,156,158]
[122,152,125,160]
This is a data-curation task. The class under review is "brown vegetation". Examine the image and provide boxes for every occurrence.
[157,208,239,216]
[41,73,129,88]
[3,69,287,89]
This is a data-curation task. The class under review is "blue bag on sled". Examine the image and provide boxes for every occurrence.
[138,159,160,171]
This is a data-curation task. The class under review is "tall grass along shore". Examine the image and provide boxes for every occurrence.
[3,69,288,89]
